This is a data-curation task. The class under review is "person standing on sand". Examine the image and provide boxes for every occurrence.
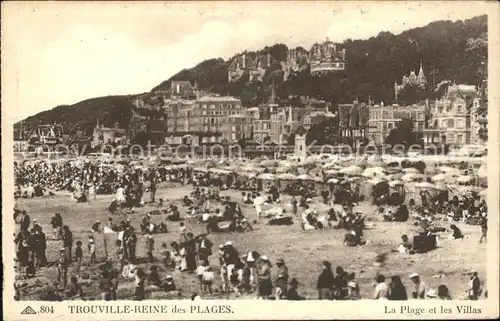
[479,214,487,243]
[257,256,273,300]
[56,248,69,288]
[274,258,289,300]
[291,196,298,216]
[145,234,155,263]
[317,261,334,300]
[468,271,481,300]
[62,226,73,262]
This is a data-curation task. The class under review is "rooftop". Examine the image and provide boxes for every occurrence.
[197,96,241,103]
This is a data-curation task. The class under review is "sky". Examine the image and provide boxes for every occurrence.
[2,1,492,122]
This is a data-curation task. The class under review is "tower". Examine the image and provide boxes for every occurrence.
[269,79,277,104]
[294,126,307,159]
[417,61,427,88]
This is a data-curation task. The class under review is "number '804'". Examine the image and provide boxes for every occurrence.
[40,306,54,314]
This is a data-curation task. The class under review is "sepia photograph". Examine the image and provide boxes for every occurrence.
[2,1,499,320]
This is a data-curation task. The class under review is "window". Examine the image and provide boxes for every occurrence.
[456,134,463,144]
[447,119,454,128]
[232,126,236,132]
[382,123,387,131]
[441,120,447,128]
[456,119,465,128]
[417,123,424,132]
[382,111,389,119]
[211,118,215,124]
[388,123,394,130]
[210,104,215,109]
[457,104,463,112]
[202,104,207,109]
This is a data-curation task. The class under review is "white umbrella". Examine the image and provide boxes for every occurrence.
[389,180,404,187]
[363,167,386,175]
[367,177,387,186]
[431,173,447,182]
[297,174,313,181]
[325,169,339,175]
[477,164,487,178]
[258,173,276,180]
[339,166,363,176]
[323,163,340,170]
[439,166,456,173]
[457,175,473,184]
[415,181,436,189]
[277,173,297,180]
[402,173,425,182]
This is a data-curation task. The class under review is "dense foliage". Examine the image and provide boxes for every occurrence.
[385,118,421,147]
[154,15,487,108]
[16,15,486,137]
[18,96,137,136]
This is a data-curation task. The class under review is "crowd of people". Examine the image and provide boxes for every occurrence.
[13,158,488,301]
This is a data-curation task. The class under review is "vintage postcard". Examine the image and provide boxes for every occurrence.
[2,1,499,320]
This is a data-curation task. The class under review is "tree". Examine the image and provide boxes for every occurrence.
[305,119,339,145]
[397,83,426,105]
[385,118,420,147]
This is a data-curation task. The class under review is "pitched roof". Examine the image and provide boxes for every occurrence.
[197,96,241,103]
[295,125,307,136]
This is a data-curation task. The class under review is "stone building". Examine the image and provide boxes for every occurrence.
[423,83,477,147]
[367,102,427,145]
[394,62,427,101]
[309,39,347,76]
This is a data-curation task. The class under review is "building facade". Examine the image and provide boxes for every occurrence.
[282,48,310,81]
[91,120,126,147]
[423,83,477,147]
[252,119,271,143]
[221,114,253,143]
[302,110,336,130]
[367,103,427,145]
[470,80,488,145]
[338,101,369,144]
[228,53,273,83]
[164,95,244,144]
[309,39,347,76]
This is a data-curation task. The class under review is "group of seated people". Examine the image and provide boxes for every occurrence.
[381,205,410,222]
